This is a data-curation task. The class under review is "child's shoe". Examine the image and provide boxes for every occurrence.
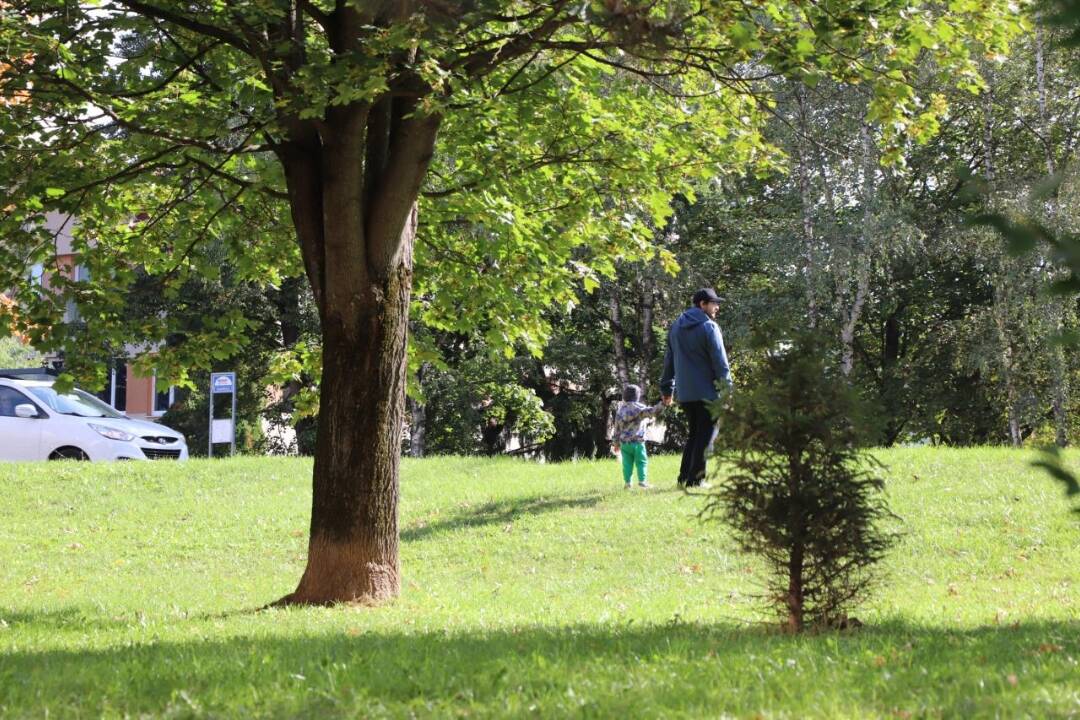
[638,481,652,489]
[623,483,632,490]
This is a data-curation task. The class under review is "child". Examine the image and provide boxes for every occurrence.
[612,384,665,489]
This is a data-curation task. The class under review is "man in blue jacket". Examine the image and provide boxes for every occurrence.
[659,288,731,488]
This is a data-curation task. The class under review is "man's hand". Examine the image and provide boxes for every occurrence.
[662,395,674,406]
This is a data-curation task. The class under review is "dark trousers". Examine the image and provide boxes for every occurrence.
[678,401,716,487]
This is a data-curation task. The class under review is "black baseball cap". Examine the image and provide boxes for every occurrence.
[692,288,722,305]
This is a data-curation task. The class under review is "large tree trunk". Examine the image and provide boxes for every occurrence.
[287,254,411,604]
[274,90,440,604]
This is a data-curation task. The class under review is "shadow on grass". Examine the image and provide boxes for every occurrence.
[0,612,1076,717]
[0,605,268,632]
[0,606,134,633]
[401,493,605,542]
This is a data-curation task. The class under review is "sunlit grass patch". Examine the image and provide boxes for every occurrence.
[0,448,1077,718]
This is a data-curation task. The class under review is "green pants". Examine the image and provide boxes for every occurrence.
[620,442,648,485]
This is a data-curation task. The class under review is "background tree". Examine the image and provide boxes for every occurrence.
[402,7,1079,460]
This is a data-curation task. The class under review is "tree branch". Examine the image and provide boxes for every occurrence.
[366,101,442,277]
[298,0,331,32]
[108,40,223,98]
[115,1,251,53]
[182,153,290,200]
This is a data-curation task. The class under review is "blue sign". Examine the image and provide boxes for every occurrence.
[210,372,235,394]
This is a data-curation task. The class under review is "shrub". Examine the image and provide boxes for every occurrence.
[703,329,897,632]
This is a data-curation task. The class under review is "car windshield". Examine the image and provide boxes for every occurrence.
[28,386,125,419]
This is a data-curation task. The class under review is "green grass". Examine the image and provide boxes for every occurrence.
[0,448,1077,718]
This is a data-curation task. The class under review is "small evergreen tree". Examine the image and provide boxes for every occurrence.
[703,329,897,632]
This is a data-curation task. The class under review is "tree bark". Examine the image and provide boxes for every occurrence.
[1035,25,1070,447]
[981,76,1024,447]
[286,252,411,604]
[409,362,427,458]
[839,123,874,377]
[883,312,901,368]
[1050,325,1069,447]
[1035,25,1056,179]
[786,455,805,633]
[639,276,656,395]
[609,291,631,388]
[794,86,819,326]
[787,541,805,632]
[274,89,439,603]
[994,284,1024,447]
[597,388,618,456]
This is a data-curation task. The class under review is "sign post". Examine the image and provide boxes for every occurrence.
[208,372,237,457]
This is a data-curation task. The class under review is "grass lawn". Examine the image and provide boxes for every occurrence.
[0,447,1077,718]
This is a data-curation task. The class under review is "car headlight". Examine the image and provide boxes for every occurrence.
[88,423,136,442]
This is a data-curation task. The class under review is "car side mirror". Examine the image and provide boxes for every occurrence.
[14,404,40,419]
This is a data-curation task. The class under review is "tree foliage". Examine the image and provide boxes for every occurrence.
[0,0,1027,380]
[0,0,1027,602]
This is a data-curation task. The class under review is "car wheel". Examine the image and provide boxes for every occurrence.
[49,446,90,461]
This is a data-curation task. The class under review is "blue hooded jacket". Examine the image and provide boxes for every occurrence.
[659,307,731,402]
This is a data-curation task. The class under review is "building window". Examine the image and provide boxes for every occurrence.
[64,265,88,324]
[152,373,175,416]
[95,360,127,412]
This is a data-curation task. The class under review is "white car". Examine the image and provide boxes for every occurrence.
[0,376,189,461]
